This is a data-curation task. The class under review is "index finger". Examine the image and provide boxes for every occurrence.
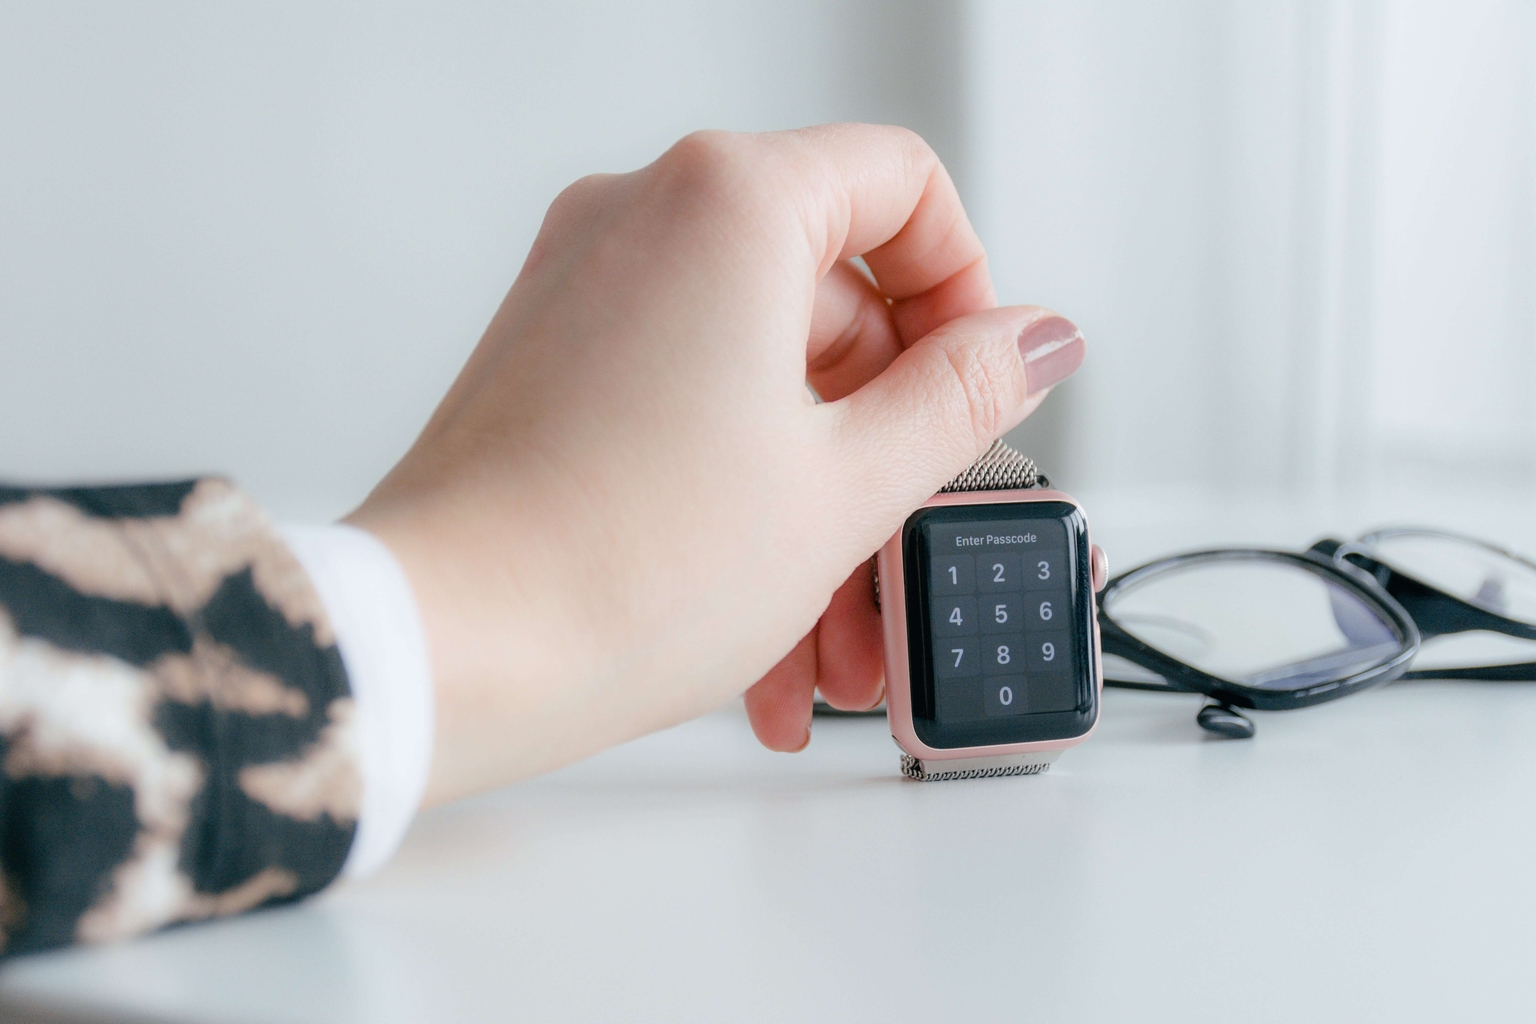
[771,123,998,346]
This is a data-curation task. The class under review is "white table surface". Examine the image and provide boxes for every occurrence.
[3,486,1536,1024]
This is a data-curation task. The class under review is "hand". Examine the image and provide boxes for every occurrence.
[346,124,1085,804]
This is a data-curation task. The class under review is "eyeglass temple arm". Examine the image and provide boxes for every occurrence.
[1401,662,1536,682]
[1308,540,1536,643]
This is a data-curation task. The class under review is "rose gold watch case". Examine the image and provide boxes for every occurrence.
[879,488,1104,763]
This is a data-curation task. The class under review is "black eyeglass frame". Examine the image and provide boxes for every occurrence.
[1321,528,1536,681]
[1097,547,1422,712]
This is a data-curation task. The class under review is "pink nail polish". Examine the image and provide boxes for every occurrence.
[1018,316,1085,395]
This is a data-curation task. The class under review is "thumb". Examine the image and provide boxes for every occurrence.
[828,305,1085,531]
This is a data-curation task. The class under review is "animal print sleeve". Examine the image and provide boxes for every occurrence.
[0,479,358,957]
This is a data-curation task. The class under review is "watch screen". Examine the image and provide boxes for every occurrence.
[903,501,1096,748]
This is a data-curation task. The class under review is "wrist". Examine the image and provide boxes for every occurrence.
[276,522,433,876]
[344,488,624,805]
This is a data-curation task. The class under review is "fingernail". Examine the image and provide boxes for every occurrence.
[791,727,811,753]
[1018,316,1085,395]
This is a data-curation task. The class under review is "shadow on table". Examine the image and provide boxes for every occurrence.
[0,994,173,1024]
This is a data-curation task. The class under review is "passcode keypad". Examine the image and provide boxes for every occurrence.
[924,517,1076,721]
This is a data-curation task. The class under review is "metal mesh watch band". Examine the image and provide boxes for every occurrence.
[902,438,1056,781]
[900,751,1058,781]
[938,438,1049,493]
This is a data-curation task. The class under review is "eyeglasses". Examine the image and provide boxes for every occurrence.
[1098,527,1536,738]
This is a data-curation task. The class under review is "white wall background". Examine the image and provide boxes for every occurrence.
[973,0,1536,495]
[0,1,965,518]
[2,1,1532,518]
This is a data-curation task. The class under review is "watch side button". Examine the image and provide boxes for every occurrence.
[1091,544,1108,593]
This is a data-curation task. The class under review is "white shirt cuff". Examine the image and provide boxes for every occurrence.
[278,523,434,879]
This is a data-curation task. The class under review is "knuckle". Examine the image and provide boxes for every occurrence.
[875,124,940,187]
[528,173,616,271]
[936,337,1012,450]
[653,130,759,207]
[541,173,620,238]
[665,129,738,165]
[888,124,936,161]
[556,172,607,203]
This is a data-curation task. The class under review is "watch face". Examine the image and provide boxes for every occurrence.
[902,500,1098,749]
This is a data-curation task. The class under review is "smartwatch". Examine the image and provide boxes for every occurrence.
[877,440,1108,780]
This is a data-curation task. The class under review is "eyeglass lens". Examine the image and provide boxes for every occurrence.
[1103,556,1404,692]
[1355,530,1536,626]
